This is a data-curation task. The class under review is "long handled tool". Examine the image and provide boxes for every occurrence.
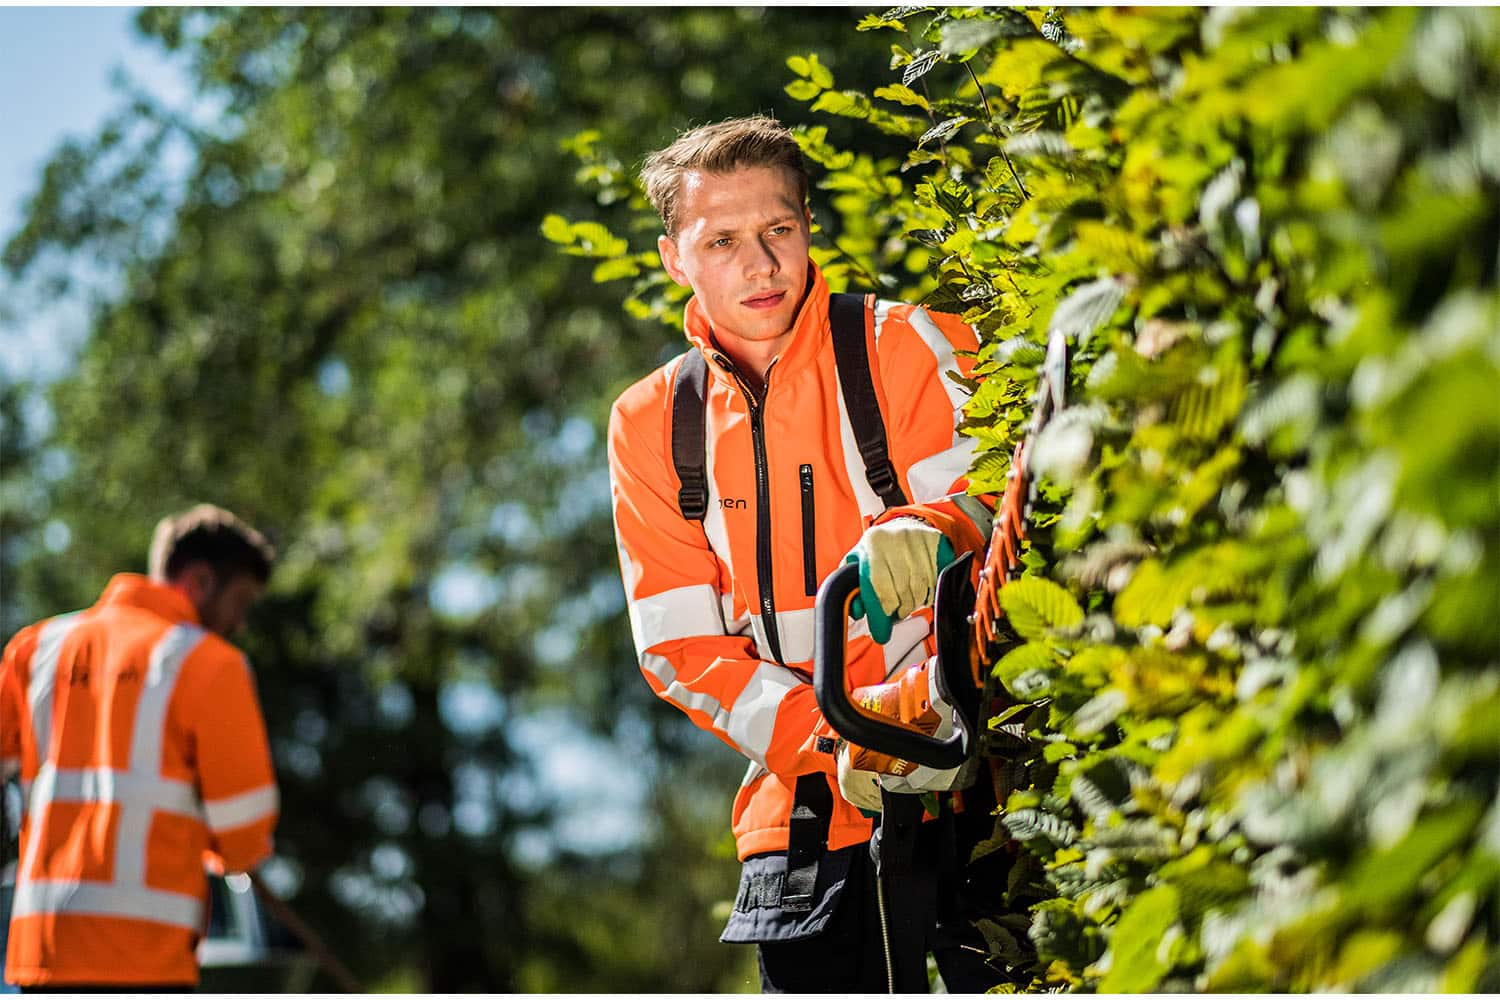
[248,870,362,993]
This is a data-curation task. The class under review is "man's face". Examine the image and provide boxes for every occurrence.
[658,165,812,358]
[184,567,264,638]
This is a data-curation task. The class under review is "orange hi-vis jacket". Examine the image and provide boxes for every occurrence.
[608,262,991,861]
[0,573,279,987]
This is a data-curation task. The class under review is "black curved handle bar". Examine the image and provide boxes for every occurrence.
[813,552,982,770]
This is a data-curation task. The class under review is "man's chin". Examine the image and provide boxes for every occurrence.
[735,312,798,342]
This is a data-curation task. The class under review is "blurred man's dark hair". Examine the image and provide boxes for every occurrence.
[148,504,276,584]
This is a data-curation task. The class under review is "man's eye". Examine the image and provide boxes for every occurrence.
[768,226,788,236]
[712,238,733,248]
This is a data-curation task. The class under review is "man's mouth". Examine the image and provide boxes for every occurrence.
[743,290,786,310]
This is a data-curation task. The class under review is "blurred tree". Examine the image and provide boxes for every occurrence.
[1,7,894,991]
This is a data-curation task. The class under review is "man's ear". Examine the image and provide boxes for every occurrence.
[658,234,691,289]
[176,562,218,606]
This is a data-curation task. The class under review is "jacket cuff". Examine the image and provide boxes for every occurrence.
[873,493,993,557]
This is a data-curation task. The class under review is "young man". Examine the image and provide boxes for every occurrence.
[608,117,1001,991]
[1,505,280,991]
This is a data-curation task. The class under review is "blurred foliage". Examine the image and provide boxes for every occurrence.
[0,7,903,991]
[561,5,1500,993]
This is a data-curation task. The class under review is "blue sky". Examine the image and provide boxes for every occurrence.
[0,7,190,238]
[0,5,191,380]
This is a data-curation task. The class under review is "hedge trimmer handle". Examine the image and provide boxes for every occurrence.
[814,554,981,770]
[816,329,1069,769]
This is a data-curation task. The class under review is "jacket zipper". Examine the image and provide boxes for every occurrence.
[714,353,785,666]
[800,464,817,596]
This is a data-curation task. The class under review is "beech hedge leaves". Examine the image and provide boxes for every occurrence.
[557,7,1499,991]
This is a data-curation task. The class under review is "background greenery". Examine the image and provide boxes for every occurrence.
[4,5,1498,994]
[0,7,899,992]
[560,5,1500,994]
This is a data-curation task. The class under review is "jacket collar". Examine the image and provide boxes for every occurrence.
[683,259,831,385]
[96,573,202,627]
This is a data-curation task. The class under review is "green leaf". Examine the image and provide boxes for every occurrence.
[1343,799,1486,911]
[1442,937,1490,993]
[988,699,1034,728]
[591,257,640,283]
[857,13,907,32]
[1068,689,1127,738]
[805,53,835,89]
[1113,560,1193,630]
[1048,277,1126,342]
[1004,130,1074,160]
[1043,740,1077,763]
[873,83,930,110]
[540,213,574,245]
[919,115,972,147]
[1003,807,1078,846]
[810,90,862,118]
[941,18,1011,56]
[925,178,975,221]
[1097,885,1178,993]
[785,79,823,101]
[999,577,1085,641]
[1333,930,1405,987]
[994,640,1054,686]
[901,49,941,86]
[564,221,626,257]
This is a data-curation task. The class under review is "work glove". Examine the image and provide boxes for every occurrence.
[833,657,969,812]
[844,517,956,644]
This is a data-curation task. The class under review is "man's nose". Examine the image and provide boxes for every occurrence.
[744,237,779,278]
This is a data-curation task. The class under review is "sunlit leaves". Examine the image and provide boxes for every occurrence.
[1000,577,1085,641]
[801,6,1500,993]
[872,83,929,110]
[1096,885,1178,993]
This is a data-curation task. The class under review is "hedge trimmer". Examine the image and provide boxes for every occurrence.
[815,326,1069,771]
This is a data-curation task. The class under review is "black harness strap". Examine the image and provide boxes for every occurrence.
[779,773,834,913]
[830,292,909,510]
[670,349,710,521]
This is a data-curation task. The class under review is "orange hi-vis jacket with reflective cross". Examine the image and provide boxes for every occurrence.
[0,573,279,987]
[608,262,992,861]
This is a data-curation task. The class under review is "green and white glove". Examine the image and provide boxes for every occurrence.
[844,517,956,643]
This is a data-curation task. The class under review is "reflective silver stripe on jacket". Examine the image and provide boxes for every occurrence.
[26,613,84,765]
[10,880,203,931]
[204,782,279,833]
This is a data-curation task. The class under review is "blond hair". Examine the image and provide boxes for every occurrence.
[641,115,808,237]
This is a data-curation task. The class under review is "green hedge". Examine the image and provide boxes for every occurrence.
[556,7,1499,991]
